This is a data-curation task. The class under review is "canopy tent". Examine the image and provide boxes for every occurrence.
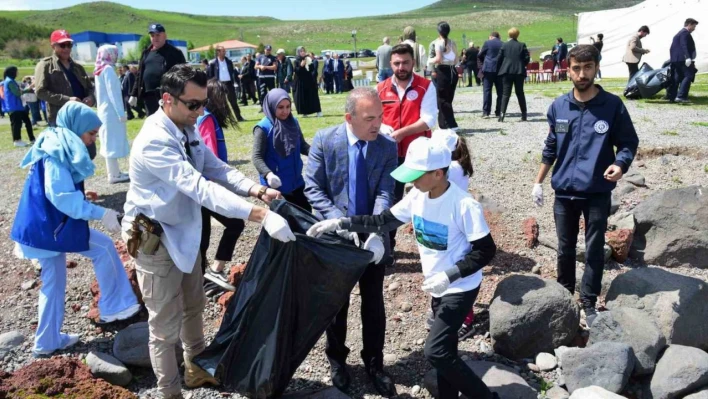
[577,0,706,78]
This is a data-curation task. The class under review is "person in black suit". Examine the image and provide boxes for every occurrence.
[332,53,345,94]
[207,46,244,121]
[666,18,699,103]
[322,53,334,94]
[310,52,320,84]
[478,31,503,118]
[122,65,144,119]
[239,54,258,106]
[464,42,480,87]
[496,27,530,122]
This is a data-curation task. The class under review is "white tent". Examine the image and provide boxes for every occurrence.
[577,0,706,78]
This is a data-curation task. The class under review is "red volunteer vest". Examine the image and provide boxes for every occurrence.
[377,74,432,157]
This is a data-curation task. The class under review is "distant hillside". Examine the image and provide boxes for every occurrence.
[0,0,643,55]
[0,17,53,50]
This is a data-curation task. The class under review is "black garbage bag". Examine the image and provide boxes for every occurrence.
[624,62,653,99]
[194,200,373,398]
[636,65,672,98]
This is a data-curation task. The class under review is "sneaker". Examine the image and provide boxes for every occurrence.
[108,174,130,184]
[204,268,235,291]
[583,306,598,328]
[99,303,141,324]
[33,333,80,357]
[458,322,476,342]
[13,140,28,147]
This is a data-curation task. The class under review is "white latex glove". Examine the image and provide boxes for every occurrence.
[337,230,361,247]
[532,183,544,207]
[101,209,121,233]
[306,219,342,238]
[261,211,296,242]
[128,96,137,107]
[266,173,282,189]
[422,272,451,295]
[363,234,385,264]
[686,58,693,67]
[379,124,394,136]
[119,115,128,123]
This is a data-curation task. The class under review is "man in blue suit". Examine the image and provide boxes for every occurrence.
[478,31,503,118]
[304,87,398,397]
[333,52,346,94]
[667,18,699,103]
[322,52,334,94]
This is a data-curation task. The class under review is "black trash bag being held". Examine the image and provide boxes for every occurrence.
[624,62,653,99]
[194,200,373,398]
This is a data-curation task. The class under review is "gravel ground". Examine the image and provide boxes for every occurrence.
[0,85,707,399]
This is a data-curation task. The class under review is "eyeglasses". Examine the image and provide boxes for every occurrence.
[175,96,208,111]
[55,42,73,49]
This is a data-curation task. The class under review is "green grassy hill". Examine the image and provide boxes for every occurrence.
[1,0,641,57]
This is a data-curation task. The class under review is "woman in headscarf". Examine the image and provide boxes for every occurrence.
[3,66,36,147]
[429,22,460,131]
[94,44,130,183]
[252,88,311,212]
[343,61,354,92]
[196,79,243,292]
[10,102,140,357]
[292,46,322,117]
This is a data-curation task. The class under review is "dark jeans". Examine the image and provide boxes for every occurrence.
[666,62,695,100]
[389,156,406,251]
[240,78,257,104]
[258,77,276,105]
[9,111,35,142]
[27,102,41,124]
[426,288,493,399]
[200,207,245,274]
[324,73,334,94]
[435,65,458,129]
[467,65,480,86]
[553,194,611,308]
[626,63,639,81]
[500,74,527,117]
[482,72,502,116]
[283,185,312,213]
[223,81,243,119]
[326,260,386,370]
[142,91,161,116]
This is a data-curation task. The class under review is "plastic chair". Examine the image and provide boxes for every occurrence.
[526,62,540,84]
[542,59,555,83]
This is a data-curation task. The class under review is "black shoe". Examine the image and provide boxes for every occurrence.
[367,367,396,397]
[521,115,527,121]
[331,366,351,392]
[481,113,490,119]
[675,98,690,104]
[584,306,598,328]
[498,114,505,122]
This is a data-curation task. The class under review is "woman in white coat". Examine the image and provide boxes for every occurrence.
[94,44,130,183]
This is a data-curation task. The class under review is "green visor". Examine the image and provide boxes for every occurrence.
[390,164,427,183]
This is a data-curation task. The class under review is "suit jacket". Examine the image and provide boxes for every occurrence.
[478,38,503,73]
[623,34,649,63]
[304,122,398,222]
[333,60,345,78]
[496,39,530,76]
[121,72,136,98]
[555,42,568,63]
[670,28,696,63]
[322,58,333,75]
[207,57,235,82]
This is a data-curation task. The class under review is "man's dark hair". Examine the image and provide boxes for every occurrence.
[557,37,563,43]
[160,64,207,97]
[685,18,699,27]
[3,66,18,80]
[391,43,414,59]
[567,44,600,66]
[639,25,650,34]
[490,31,500,38]
[597,33,604,40]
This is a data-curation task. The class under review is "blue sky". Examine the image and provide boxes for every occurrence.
[1,0,439,20]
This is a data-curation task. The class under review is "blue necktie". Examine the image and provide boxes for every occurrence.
[355,140,369,215]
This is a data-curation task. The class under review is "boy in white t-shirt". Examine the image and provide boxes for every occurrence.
[307,137,499,399]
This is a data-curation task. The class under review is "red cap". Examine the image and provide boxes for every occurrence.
[50,30,73,44]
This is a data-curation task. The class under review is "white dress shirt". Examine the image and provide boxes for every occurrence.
[123,109,257,273]
[218,59,231,82]
[391,76,438,129]
[346,124,368,217]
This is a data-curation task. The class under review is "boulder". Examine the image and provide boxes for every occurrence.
[617,185,636,196]
[0,331,25,358]
[569,386,626,399]
[650,345,708,399]
[535,353,558,371]
[490,275,579,360]
[605,229,633,263]
[589,308,665,375]
[522,217,539,248]
[624,171,646,187]
[605,267,708,350]
[608,213,636,233]
[685,388,708,399]
[424,360,537,399]
[561,342,634,394]
[631,185,708,267]
[113,322,182,367]
[86,351,132,387]
[547,386,570,399]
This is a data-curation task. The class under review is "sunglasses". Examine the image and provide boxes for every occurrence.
[55,42,73,49]
[175,96,209,111]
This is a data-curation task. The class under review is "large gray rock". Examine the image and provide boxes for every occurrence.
[569,386,626,399]
[86,351,132,387]
[490,275,579,359]
[0,331,25,357]
[588,308,666,375]
[605,267,708,350]
[624,171,646,187]
[424,360,537,399]
[631,185,708,267]
[547,386,570,399]
[650,345,708,399]
[685,388,708,399]
[113,322,182,367]
[608,213,636,233]
[561,342,634,394]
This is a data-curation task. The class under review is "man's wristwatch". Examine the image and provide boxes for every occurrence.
[257,186,268,200]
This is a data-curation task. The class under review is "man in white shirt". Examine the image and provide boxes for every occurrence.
[206,46,244,121]
[122,65,295,399]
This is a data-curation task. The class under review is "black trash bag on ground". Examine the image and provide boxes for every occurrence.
[636,65,672,98]
[624,62,653,99]
[194,199,373,398]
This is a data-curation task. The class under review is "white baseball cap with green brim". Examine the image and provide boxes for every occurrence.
[391,137,452,183]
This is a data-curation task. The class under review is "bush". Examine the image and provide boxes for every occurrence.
[0,17,52,50]
[4,39,51,60]
[206,45,215,60]
[138,35,151,52]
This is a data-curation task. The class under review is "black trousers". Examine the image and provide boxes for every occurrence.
[223,81,243,119]
[326,259,386,370]
[9,111,35,142]
[283,185,312,213]
[482,72,502,116]
[500,74,527,117]
[200,207,245,274]
[258,77,276,105]
[626,63,639,80]
[324,73,334,94]
[240,78,257,104]
[554,194,611,308]
[666,62,695,101]
[435,65,458,129]
[142,91,161,116]
[426,288,493,399]
[389,156,406,251]
[467,65,480,86]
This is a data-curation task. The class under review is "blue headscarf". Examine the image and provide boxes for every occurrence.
[20,102,102,184]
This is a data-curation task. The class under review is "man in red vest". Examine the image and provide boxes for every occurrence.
[377,43,438,252]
